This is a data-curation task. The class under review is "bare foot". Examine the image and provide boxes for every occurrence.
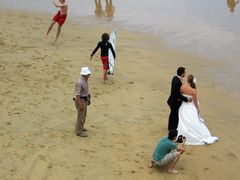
[167,169,179,174]
[148,160,155,168]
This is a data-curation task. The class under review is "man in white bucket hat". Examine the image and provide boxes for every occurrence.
[74,67,91,137]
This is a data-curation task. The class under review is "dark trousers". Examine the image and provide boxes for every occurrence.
[168,107,180,130]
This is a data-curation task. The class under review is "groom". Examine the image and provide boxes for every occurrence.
[167,67,191,130]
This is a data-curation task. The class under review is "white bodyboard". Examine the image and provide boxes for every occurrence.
[108,30,116,75]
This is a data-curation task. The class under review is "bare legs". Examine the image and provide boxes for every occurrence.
[148,160,155,168]
[46,21,62,42]
[46,21,56,38]
[167,153,180,174]
[55,25,62,42]
[103,69,108,83]
[148,153,181,174]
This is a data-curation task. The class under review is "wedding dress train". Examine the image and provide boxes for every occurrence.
[178,95,218,145]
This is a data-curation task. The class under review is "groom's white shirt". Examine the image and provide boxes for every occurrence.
[177,75,183,82]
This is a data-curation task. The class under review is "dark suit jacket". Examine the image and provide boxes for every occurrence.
[167,76,188,109]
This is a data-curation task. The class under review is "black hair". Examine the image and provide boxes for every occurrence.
[101,33,110,42]
[187,74,197,89]
[168,129,178,140]
[177,67,185,76]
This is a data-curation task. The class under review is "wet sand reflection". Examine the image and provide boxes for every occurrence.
[226,0,239,12]
[105,0,115,18]
[95,0,103,17]
[94,0,115,18]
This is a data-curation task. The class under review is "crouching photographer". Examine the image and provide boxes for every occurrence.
[149,130,186,174]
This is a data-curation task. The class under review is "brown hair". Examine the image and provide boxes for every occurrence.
[187,74,196,89]
[101,33,110,42]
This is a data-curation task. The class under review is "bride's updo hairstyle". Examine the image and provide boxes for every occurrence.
[187,74,197,89]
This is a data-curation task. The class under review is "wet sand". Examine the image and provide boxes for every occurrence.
[0,10,240,180]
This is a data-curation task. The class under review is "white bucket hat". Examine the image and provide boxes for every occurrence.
[80,67,91,75]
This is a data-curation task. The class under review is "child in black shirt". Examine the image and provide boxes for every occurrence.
[90,33,116,83]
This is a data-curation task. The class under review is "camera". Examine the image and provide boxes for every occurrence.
[176,135,186,143]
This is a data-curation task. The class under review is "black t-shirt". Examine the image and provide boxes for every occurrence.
[91,41,116,58]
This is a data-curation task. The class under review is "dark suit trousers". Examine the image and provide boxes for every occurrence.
[168,107,180,130]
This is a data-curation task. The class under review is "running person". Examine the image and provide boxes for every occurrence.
[46,0,68,42]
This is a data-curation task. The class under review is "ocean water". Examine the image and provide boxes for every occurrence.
[1,0,240,93]
[1,0,240,61]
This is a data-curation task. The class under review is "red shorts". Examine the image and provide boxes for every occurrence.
[53,11,67,26]
[101,56,109,70]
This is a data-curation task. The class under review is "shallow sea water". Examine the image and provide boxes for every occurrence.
[1,0,240,94]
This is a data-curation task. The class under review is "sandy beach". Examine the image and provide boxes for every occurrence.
[0,10,240,180]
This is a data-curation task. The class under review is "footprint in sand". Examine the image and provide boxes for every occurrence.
[113,169,122,175]
[90,125,98,129]
[25,143,34,148]
[185,148,194,156]
[0,64,5,70]
[211,155,222,162]
[179,167,185,171]
[5,21,12,24]
[10,168,17,173]
[0,39,5,45]
[133,159,140,164]
[136,152,144,158]
[6,122,11,125]
[204,167,210,171]
[111,133,117,137]
[38,144,45,149]
[47,163,53,169]
[228,152,238,160]
[3,90,11,95]
[39,155,47,161]
[128,81,134,85]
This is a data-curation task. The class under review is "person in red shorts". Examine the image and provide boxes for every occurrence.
[90,33,116,83]
[46,0,68,42]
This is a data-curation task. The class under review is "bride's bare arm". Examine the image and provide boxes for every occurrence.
[193,90,199,113]
[180,85,192,102]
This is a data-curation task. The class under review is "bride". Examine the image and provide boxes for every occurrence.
[177,74,218,145]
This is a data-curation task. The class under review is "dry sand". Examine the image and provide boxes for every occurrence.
[0,10,240,180]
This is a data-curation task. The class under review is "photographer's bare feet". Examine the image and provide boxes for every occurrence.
[148,160,155,168]
[167,169,179,174]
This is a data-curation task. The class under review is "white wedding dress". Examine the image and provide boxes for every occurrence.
[178,95,218,145]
